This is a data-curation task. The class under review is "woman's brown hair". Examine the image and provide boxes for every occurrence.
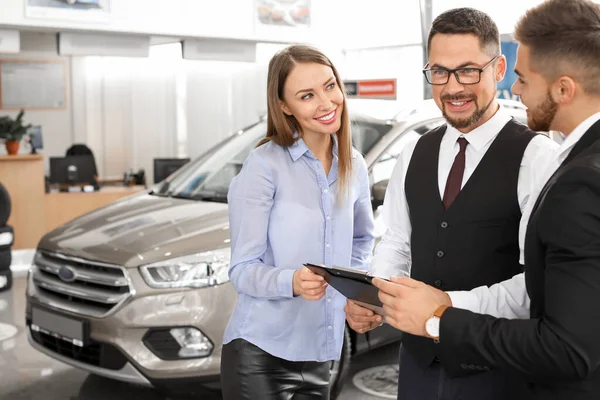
[258,44,353,200]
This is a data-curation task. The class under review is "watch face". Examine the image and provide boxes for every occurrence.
[425,317,440,338]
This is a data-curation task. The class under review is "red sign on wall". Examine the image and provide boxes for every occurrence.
[344,79,397,100]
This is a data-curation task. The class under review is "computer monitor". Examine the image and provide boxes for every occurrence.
[49,155,97,186]
[153,158,191,184]
[28,126,43,154]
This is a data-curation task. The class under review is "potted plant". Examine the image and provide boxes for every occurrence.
[0,110,32,155]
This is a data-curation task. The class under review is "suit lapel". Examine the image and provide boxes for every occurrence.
[562,119,600,165]
[531,120,600,216]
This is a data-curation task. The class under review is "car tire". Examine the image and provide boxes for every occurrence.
[0,183,11,226]
[0,269,12,292]
[0,249,11,272]
[329,325,352,400]
[0,225,14,251]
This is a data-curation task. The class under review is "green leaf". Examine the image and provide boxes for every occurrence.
[0,109,30,142]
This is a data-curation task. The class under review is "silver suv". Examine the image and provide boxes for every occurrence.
[25,99,528,398]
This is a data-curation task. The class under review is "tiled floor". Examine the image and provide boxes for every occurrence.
[0,277,399,400]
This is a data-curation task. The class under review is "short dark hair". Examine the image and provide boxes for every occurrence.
[514,0,600,95]
[427,8,500,57]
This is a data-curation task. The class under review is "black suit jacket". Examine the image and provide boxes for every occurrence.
[439,119,600,400]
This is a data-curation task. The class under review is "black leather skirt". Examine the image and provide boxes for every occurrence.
[220,338,330,400]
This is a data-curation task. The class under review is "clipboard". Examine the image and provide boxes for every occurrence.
[303,263,386,316]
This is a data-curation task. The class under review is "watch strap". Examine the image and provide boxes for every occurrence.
[433,304,449,318]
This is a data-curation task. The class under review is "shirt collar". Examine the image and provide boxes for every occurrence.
[444,106,512,152]
[287,132,339,162]
[288,134,309,161]
[556,112,600,161]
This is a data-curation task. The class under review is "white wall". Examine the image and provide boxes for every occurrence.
[0,33,182,184]
[338,0,424,50]
[83,54,268,183]
[76,53,180,182]
[0,0,340,44]
[185,61,266,161]
[432,1,546,34]
[1,1,554,183]
[341,45,425,120]
[2,0,431,48]
[0,35,269,184]
[1,0,257,40]
[0,32,73,165]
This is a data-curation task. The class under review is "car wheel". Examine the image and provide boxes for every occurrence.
[0,269,12,292]
[0,183,11,226]
[0,249,11,271]
[329,326,352,400]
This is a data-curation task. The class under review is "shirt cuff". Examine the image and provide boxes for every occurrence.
[447,290,481,314]
[277,268,296,298]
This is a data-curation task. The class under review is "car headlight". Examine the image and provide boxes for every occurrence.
[139,248,230,289]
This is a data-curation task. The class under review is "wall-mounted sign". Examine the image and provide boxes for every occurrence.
[344,79,397,100]
[0,60,68,110]
[26,0,111,23]
[253,0,311,43]
[255,0,310,28]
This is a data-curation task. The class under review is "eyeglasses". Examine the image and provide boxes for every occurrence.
[422,56,499,85]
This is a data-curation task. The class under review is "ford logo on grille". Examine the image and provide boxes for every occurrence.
[58,266,76,282]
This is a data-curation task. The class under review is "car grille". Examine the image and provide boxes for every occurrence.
[31,252,133,318]
[30,328,128,370]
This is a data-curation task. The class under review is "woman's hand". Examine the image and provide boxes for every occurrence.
[345,299,383,333]
[293,267,328,300]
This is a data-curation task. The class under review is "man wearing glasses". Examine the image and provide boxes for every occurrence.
[345,7,558,400]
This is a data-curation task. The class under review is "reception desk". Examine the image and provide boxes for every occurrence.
[0,155,46,249]
[0,153,145,249]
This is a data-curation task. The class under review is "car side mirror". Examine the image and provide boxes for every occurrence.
[371,179,388,209]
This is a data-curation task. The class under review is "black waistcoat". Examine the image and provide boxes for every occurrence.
[403,119,537,370]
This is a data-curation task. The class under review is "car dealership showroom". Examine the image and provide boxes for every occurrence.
[0,0,583,399]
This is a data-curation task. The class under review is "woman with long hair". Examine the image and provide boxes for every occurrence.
[220,44,375,399]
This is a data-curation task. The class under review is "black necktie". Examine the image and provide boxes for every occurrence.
[443,137,468,209]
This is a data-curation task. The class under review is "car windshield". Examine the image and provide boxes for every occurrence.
[153,118,392,202]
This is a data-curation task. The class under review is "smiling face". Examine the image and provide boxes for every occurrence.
[511,45,558,132]
[279,62,344,139]
[428,33,505,132]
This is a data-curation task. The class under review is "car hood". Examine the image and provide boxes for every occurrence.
[38,192,230,267]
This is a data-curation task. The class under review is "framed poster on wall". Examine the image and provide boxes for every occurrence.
[25,0,111,23]
[0,60,68,110]
[254,0,311,39]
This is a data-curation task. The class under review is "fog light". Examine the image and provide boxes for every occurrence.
[143,327,214,360]
[170,327,213,358]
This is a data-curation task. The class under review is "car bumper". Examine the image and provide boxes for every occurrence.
[27,329,152,386]
[26,269,237,384]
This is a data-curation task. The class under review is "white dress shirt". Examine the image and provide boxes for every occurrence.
[446,111,600,319]
[369,106,560,318]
